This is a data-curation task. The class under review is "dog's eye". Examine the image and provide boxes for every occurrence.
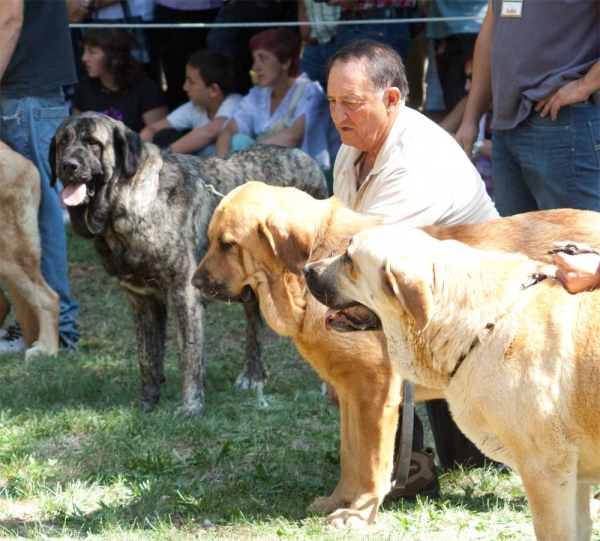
[220,240,236,252]
[343,252,352,265]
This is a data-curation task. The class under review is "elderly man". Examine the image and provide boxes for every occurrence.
[325,39,499,497]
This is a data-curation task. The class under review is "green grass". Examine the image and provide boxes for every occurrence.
[0,226,597,540]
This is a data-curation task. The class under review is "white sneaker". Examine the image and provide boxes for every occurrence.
[0,325,27,354]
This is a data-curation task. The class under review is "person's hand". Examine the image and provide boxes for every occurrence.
[325,382,340,407]
[65,0,90,23]
[535,79,593,121]
[552,241,600,294]
[455,121,480,159]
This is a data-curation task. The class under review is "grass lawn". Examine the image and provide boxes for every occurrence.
[0,226,597,540]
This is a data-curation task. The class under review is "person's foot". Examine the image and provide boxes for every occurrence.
[387,448,441,500]
[0,325,26,354]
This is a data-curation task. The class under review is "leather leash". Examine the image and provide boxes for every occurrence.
[392,380,414,489]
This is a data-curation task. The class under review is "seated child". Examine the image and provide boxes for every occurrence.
[73,28,167,133]
[140,50,242,156]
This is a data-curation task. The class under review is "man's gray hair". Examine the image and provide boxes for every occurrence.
[325,39,410,98]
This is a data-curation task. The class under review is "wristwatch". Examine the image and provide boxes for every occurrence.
[472,139,484,160]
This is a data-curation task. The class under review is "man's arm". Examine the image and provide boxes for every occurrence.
[455,0,494,157]
[535,60,600,121]
[170,117,229,154]
[0,0,24,82]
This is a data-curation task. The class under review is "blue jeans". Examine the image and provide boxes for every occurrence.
[0,89,80,348]
[300,38,342,91]
[336,20,411,61]
[492,101,600,216]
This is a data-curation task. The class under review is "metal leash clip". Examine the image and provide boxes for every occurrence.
[201,179,226,199]
[520,272,549,290]
[548,243,600,256]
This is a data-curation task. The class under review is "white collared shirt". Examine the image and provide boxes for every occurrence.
[333,101,499,226]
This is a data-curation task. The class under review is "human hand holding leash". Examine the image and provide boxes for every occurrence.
[551,241,600,294]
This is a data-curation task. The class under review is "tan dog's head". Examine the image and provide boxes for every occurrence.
[192,181,342,333]
[305,226,443,333]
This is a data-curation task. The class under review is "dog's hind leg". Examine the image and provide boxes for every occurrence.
[168,283,206,417]
[234,302,268,391]
[128,291,167,412]
[1,264,59,358]
[0,289,10,328]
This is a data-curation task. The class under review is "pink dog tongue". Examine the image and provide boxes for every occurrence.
[324,308,339,331]
[61,183,87,206]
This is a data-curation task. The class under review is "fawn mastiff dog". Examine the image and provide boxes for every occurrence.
[49,112,328,416]
[192,181,600,529]
[305,223,600,540]
[0,141,59,359]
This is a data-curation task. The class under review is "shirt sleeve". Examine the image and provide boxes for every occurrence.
[293,82,322,123]
[167,102,194,131]
[215,94,243,119]
[72,78,90,111]
[231,89,260,137]
[138,76,167,114]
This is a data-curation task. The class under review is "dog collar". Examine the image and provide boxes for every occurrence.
[449,336,480,380]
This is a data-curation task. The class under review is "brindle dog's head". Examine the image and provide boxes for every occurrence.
[49,112,142,237]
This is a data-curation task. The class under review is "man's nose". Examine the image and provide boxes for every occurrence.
[330,103,347,124]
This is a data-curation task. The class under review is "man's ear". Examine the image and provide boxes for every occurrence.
[384,261,434,331]
[258,210,315,275]
[385,87,402,111]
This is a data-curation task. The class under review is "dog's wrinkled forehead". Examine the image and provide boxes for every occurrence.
[57,116,111,150]
[350,225,438,265]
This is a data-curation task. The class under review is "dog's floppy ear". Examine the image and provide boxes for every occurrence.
[114,124,142,178]
[48,135,58,187]
[259,210,315,275]
[384,261,434,332]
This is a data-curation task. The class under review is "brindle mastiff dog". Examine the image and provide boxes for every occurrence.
[49,112,328,416]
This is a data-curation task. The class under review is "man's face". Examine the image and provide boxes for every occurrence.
[327,60,393,153]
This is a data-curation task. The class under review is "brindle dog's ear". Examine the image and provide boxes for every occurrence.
[48,135,58,187]
[384,262,434,332]
[259,210,315,275]
[114,124,142,178]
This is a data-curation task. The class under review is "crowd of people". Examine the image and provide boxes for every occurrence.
[1,0,599,505]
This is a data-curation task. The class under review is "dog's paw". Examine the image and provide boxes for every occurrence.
[325,509,371,529]
[25,344,45,361]
[173,403,205,417]
[308,496,338,514]
[234,370,266,391]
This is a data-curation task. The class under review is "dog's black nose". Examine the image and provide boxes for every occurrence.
[191,271,205,289]
[302,265,313,279]
[61,159,79,173]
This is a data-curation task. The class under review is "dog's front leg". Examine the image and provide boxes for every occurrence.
[325,369,401,528]
[127,291,167,412]
[518,451,579,541]
[235,302,268,391]
[309,394,358,515]
[168,282,206,416]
